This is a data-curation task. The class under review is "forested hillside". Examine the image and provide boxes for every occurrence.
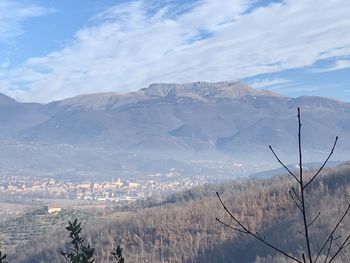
[5,163,350,262]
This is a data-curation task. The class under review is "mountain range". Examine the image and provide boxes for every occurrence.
[1,81,350,164]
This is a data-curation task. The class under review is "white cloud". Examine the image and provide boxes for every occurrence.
[248,78,292,89]
[0,0,54,42]
[1,0,350,102]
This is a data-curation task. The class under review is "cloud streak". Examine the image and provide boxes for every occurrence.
[247,77,292,89]
[0,0,350,102]
[311,59,350,73]
[0,0,53,42]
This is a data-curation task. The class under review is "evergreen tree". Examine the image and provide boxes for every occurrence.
[111,245,124,263]
[61,219,95,263]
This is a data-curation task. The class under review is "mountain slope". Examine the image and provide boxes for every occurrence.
[1,81,350,161]
[0,94,47,138]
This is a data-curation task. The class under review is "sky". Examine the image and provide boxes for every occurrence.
[0,0,349,103]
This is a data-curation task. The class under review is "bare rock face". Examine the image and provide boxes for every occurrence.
[141,81,283,100]
[49,81,283,111]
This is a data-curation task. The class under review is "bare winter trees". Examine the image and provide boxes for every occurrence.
[61,219,125,263]
[216,108,348,263]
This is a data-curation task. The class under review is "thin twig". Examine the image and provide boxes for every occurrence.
[215,218,248,234]
[333,235,342,242]
[299,230,306,237]
[256,232,262,239]
[328,234,350,263]
[269,145,300,183]
[304,136,338,189]
[289,190,303,212]
[292,187,302,203]
[335,238,350,249]
[307,212,321,228]
[216,192,302,263]
[315,204,350,262]
[324,235,333,263]
[335,242,350,261]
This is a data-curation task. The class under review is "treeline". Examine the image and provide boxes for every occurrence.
[3,162,350,262]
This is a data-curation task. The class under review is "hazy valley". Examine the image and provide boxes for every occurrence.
[2,162,350,262]
[1,81,350,262]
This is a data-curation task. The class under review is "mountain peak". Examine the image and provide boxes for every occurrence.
[144,81,284,99]
[52,81,284,111]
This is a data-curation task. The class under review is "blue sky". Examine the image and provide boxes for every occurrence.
[0,0,349,102]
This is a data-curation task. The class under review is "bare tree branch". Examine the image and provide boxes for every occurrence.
[256,231,262,239]
[292,187,302,203]
[299,230,306,237]
[315,204,350,262]
[216,192,302,263]
[307,212,321,228]
[289,190,303,212]
[335,242,350,262]
[328,234,350,263]
[297,108,313,263]
[289,191,303,212]
[333,235,342,242]
[215,218,248,234]
[343,242,350,249]
[269,145,300,183]
[324,235,333,263]
[304,136,338,189]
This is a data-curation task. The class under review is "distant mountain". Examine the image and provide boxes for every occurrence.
[1,81,350,162]
[41,81,282,111]
[0,93,47,138]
